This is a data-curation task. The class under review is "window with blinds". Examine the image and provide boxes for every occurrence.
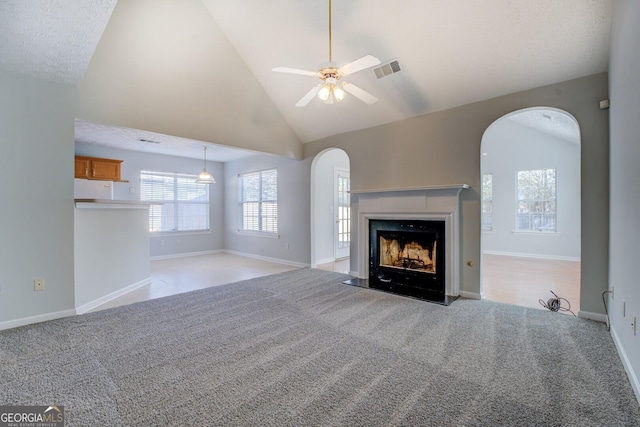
[140,171,210,233]
[482,173,493,231]
[239,169,277,234]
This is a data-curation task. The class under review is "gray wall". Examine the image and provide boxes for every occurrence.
[224,154,311,266]
[609,0,640,401]
[482,117,581,259]
[0,70,76,326]
[75,143,225,258]
[304,73,609,316]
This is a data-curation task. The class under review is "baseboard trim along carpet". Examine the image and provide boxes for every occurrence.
[1,268,638,425]
[75,277,152,315]
[0,308,76,332]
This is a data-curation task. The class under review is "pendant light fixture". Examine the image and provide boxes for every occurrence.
[195,146,216,184]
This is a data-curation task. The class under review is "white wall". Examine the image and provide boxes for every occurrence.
[75,142,224,258]
[224,154,311,266]
[0,70,76,328]
[481,116,580,260]
[312,149,350,264]
[608,0,640,403]
[74,205,150,311]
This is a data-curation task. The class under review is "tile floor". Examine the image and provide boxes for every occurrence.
[90,253,298,312]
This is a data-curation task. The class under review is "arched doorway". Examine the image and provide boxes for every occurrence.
[310,148,350,272]
[480,107,581,314]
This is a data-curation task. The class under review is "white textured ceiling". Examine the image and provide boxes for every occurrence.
[506,109,580,144]
[0,0,613,158]
[75,119,257,162]
[0,0,116,85]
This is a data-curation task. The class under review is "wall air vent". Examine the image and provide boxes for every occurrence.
[372,60,402,79]
[138,138,161,144]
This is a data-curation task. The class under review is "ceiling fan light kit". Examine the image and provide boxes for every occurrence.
[272,0,381,107]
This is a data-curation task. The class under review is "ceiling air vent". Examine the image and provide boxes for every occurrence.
[138,138,161,144]
[372,60,402,79]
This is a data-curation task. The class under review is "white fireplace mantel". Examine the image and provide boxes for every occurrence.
[351,184,468,296]
[350,184,469,195]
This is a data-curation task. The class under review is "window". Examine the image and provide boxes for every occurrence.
[482,173,493,231]
[337,172,350,248]
[516,169,556,232]
[140,171,210,233]
[239,169,277,234]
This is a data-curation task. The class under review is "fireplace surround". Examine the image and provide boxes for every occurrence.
[346,185,468,304]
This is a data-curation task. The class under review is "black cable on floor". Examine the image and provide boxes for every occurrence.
[539,290,576,316]
[602,290,613,331]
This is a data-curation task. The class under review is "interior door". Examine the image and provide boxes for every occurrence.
[334,168,350,259]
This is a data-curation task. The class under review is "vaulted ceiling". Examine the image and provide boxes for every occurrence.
[0,0,613,160]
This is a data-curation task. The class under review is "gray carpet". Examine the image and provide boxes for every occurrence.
[1,268,638,426]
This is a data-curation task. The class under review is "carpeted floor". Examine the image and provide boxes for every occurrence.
[1,268,639,426]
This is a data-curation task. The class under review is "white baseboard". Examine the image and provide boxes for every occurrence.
[577,310,607,323]
[483,250,580,262]
[610,325,640,405]
[151,249,222,261]
[0,309,76,332]
[459,291,482,300]
[75,277,152,315]
[223,250,310,268]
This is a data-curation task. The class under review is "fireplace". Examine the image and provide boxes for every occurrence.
[345,185,468,305]
[369,219,446,301]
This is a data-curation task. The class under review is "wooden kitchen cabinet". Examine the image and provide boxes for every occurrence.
[75,156,124,181]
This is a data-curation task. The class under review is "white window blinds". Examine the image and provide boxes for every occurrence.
[239,169,277,234]
[140,171,210,232]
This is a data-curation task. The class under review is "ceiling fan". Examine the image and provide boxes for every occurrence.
[272,0,381,107]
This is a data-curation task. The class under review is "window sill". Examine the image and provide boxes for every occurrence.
[150,230,211,237]
[237,230,280,238]
[511,230,560,236]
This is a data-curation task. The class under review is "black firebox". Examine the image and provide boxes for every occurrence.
[369,219,446,302]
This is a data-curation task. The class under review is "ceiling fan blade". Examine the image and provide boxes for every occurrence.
[272,67,319,77]
[338,55,381,77]
[295,85,322,107]
[342,82,378,105]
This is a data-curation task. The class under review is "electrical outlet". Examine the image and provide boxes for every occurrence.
[632,316,637,336]
[623,301,626,317]
[34,278,45,291]
[611,286,614,299]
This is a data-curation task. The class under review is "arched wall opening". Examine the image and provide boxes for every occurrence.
[310,148,350,267]
[480,107,581,313]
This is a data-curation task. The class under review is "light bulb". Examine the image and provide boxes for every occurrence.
[318,85,331,101]
[334,86,346,101]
